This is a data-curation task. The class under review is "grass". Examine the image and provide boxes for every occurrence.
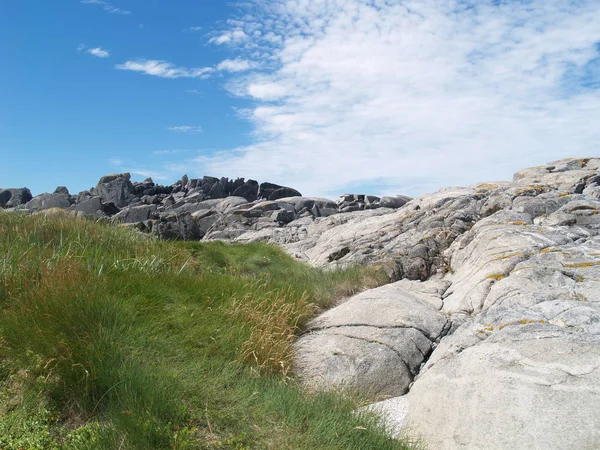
[0,212,416,449]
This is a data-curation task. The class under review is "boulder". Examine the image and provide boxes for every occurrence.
[268,187,302,201]
[294,280,450,398]
[379,195,412,209]
[95,173,135,208]
[111,205,158,224]
[232,179,259,202]
[24,193,73,211]
[0,188,33,208]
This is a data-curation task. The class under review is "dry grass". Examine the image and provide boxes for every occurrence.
[228,282,315,377]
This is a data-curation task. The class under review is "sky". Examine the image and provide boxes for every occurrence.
[1,0,599,199]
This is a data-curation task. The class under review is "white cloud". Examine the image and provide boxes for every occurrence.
[191,0,600,198]
[209,30,247,45]
[186,89,202,95]
[247,82,287,100]
[115,60,213,79]
[217,58,254,72]
[184,26,203,33]
[81,0,130,15]
[167,126,203,134]
[87,47,110,58]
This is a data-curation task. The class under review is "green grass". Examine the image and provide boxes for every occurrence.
[0,212,418,449]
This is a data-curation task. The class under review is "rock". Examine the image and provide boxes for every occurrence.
[379,195,412,209]
[53,186,70,195]
[0,188,33,208]
[153,211,202,240]
[294,280,450,398]
[257,182,283,200]
[214,196,249,214]
[74,197,103,217]
[268,187,302,201]
[286,157,600,449]
[24,193,73,211]
[95,173,135,208]
[232,179,259,202]
[0,190,11,207]
[403,320,600,450]
[111,205,158,224]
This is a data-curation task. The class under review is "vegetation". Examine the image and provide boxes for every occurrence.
[0,212,416,449]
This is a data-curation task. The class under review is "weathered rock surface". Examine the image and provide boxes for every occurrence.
[286,158,600,450]
[294,280,451,397]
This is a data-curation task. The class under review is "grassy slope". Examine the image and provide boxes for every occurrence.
[0,213,419,449]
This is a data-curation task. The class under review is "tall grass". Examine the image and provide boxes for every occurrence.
[0,212,412,449]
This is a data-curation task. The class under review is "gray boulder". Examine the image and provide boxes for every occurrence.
[379,195,412,209]
[111,205,158,224]
[74,197,120,218]
[268,186,302,201]
[231,179,259,202]
[24,193,73,211]
[0,188,33,208]
[95,173,135,208]
[294,280,450,397]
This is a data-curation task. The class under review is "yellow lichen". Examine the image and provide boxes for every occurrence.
[557,193,570,198]
[476,323,495,334]
[475,183,499,191]
[563,261,599,269]
[541,247,558,254]
[490,252,523,262]
[498,319,547,330]
[486,273,505,281]
[514,185,549,197]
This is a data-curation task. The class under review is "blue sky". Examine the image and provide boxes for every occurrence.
[1,0,599,198]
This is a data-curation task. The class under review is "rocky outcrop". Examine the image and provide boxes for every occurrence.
[289,157,600,450]
[1,173,414,241]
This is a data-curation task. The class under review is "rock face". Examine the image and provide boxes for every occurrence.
[288,157,600,450]
[294,279,451,397]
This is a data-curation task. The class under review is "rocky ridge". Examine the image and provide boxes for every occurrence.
[0,174,412,241]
